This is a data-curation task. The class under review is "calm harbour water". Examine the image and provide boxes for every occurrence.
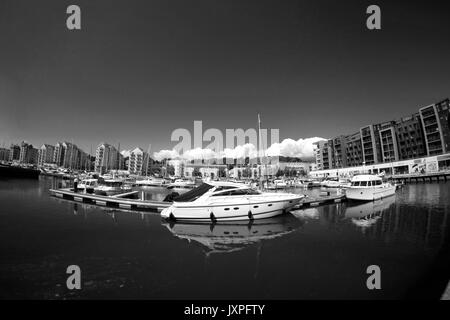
[0,177,449,299]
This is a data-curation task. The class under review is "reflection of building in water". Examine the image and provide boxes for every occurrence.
[163,214,304,255]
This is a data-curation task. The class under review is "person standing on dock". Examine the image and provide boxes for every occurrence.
[73,176,79,192]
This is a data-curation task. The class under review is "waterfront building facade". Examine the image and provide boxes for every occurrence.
[184,163,227,179]
[313,98,450,173]
[0,147,10,162]
[344,132,363,167]
[168,159,184,177]
[9,144,20,162]
[38,144,55,166]
[229,161,312,179]
[314,140,327,171]
[419,99,450,156]
[53,142,90,170]
[95,143,123,174]
[393,113,427,160]
[128,147,150,175]
[19,141,38,164]
[310,152,450,178]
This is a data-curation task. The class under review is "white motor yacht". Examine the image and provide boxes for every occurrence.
[135,177,166,187]
[77,178,98,193]
[267,179,288,190]
[167,178,196,190]
[94,179,132,196]
[345,175,396,201]
[321,178,340,188]
[161,181,305,222]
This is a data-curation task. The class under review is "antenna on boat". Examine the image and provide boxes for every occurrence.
[117,142,121,172]
[145,144,151,177]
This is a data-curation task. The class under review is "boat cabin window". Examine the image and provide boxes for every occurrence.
[105,181,122,187]
[213,186,236,192]
[173,183,214,202]
[213,189,249,196]
[360,181,368,186]
[245,189,261,195]
[351,181,360,186]
[375,180,382,185]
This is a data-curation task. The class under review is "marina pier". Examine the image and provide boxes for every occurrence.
[49,188,171,212]
[49,187,346,213]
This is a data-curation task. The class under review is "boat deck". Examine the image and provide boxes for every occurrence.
[49,188,171,212]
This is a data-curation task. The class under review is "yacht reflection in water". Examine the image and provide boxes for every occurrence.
[162,214,304,255]
[345,196,396,228]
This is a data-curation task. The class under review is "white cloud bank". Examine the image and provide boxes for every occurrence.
[153,137,326,161]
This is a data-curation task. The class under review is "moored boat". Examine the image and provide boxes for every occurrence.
[77,178,98,193]
[94,179,132,196]
[167,178,196,190]
[161,181,305,222]
[345,174,396,201]
[0,164,40,179]
[267,179,288,190]
[135,177,166,187]
[321,178,340,188]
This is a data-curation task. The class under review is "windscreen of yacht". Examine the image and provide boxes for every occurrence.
[173,183,214,202]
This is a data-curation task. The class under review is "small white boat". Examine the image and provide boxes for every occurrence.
[77,178,98,193]
[161,181,305,222]
[94,179,132,196]
[167,178,196,190]
[267,179,288,190]
[321,178,340,188]
[299,179,314,188]
[338,178,352,188]
[345,175,396,201]
[135,177,166,187]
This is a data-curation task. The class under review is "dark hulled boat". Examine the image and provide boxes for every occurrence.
[0,164,40,179]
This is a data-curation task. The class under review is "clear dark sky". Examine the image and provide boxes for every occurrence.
[1,0,449,153]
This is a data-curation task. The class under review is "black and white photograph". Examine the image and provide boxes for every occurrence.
[1,0,449,307]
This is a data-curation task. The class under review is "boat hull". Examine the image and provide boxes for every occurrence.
[161,194,303,222]
[345,185,396,201]
[94,188,132,196]
[0,165,40,179]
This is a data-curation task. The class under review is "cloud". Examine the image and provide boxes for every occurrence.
[266,137,325,160]
[219,143,258,159]
[152,137,326,161]
[120,150,131,158]
[183,148,217,160]
[153,149,180,161]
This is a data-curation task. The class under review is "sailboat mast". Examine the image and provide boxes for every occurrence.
[146,144,151,177]
[117,142,121,172]
[257,114,265,189]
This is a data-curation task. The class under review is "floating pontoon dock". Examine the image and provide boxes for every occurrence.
[49,188,347,213]
[49,188,171,212]
[295,193,346,209]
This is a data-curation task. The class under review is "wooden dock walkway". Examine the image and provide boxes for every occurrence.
[49,188,171,212]
[50,188,347,213]
[296,193,346,209]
